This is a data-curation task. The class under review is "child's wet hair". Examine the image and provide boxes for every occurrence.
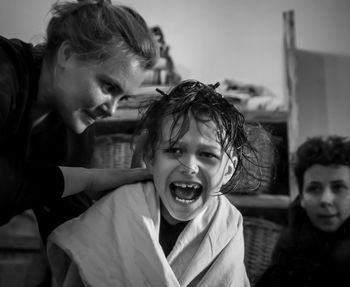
[134,79,269,194]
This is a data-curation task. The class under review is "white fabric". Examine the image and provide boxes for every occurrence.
[48,181,250,287]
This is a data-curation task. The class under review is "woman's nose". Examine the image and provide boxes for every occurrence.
[103,97,120,117]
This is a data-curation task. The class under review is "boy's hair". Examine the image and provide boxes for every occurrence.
[40,0,158,69]
[134,79,268,194]
[293,135,350,192]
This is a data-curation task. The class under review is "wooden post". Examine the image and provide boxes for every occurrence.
[283,11,299,200]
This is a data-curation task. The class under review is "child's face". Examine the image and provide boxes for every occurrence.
[301,164,350,232]
[147,114,237,225]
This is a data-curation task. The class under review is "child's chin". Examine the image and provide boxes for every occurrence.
[172,208,203,222]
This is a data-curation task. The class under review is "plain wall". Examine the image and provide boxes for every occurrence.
[295,49,350,142]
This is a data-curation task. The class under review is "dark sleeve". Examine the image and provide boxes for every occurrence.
[0,37,64,225]
[256,228,320,287]
[0,157,64,225]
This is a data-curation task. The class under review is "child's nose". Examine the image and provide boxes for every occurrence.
[320,187,335,206]
[179,156,199,175]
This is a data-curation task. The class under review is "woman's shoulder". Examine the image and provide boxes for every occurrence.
[0,35,40,120]
[0,35,37,69]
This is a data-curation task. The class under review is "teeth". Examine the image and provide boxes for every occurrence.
[175,197,195,204]
[173,183,200,189]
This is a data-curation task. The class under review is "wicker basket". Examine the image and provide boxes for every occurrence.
[243,216,283,286]
[93,133,133,169]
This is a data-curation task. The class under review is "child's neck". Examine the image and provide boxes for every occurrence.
[160,200,180,225]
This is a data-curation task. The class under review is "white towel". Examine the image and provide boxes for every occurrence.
[48,181,250,287]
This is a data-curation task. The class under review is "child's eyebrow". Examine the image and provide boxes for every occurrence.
[167,140,222,151]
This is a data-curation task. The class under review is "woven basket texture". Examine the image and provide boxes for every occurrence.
[243,217,283,286]
[93,134,133,169]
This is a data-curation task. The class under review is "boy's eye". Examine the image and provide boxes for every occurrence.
[305,184,322,194]
[331,183,347,193]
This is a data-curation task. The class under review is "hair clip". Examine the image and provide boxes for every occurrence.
[209,82,220,90]
[155,88,168,97]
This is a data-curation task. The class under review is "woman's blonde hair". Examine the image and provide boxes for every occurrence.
[42,0,158,69]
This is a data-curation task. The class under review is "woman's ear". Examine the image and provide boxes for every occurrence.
[223,156,238,185]
[56,41,75,69]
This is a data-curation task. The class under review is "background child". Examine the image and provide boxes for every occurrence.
[47,79,260,286]
[256,135,350,287]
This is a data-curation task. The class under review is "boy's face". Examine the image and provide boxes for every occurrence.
[301,164,350,232]
[147,114,236,225]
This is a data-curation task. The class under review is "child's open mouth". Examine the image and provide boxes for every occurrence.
[170,182,202,204]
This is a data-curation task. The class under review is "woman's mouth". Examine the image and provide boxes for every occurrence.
[82,110,97,124]
[170,182,202,204]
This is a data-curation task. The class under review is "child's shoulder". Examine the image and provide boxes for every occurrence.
[216,195,244,227]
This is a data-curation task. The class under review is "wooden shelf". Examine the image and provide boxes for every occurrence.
[226,194,290,209]
[98,105,287,124]
[226,194,291,225]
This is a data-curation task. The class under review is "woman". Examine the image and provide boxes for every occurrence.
[0,0,158,238]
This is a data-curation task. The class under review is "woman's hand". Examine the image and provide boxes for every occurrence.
[87,168,152,200]
[59,166,152,200]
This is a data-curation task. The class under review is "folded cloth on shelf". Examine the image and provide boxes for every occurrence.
[47,181,250,287]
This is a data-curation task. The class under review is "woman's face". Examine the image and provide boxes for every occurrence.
[147,114,236,225]
[52,45,146,133]
[301,164,350,232]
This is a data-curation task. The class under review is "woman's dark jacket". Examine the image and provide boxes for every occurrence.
[0,35,94,239]
[256,196,350,287]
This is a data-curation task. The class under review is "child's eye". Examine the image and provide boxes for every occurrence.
[164,147,183,156]
[200,152,219,159]
[305,185,322,194]
[332,183,347,193]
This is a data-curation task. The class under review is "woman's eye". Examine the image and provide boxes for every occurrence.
[102,83,114,94]
[102,81,121,96]
[119,95,130,101]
